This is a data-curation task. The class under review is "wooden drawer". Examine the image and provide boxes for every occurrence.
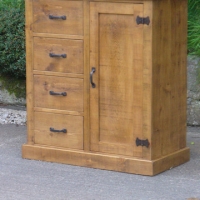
[34,75,83,111]
[34,111,83,149]
[32,0,83,35]
[33,37,83,74]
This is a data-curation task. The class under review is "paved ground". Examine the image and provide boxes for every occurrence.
[0,124,200,200]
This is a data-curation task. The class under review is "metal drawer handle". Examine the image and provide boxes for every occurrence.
[49,91,67,96]
[90,67,96,88]
[49,53,67,58]
[49,15,66,20]
[50,127,67,133]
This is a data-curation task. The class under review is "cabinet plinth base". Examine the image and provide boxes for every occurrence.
[22,144,190,176]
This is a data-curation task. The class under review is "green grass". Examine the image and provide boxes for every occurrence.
[188,0,200,56]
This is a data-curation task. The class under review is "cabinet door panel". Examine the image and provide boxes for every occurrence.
[90,2,144,157]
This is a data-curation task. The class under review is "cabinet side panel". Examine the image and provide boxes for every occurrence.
[170,0,187,151]
[174,0,187,150]
[152,0,187,159]
[26,0,34,144]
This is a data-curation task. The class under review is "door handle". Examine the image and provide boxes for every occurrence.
[90,67,96,88]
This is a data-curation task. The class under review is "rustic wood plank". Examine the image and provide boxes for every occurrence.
[177,0,187,150]
[152,0,172,159]
[33,70,84,79]
[83,0,90,151]
[168,0,186,155]
[90,2,144,157]
[32,0,83,35]
[34,107,84,116]
[22,144,153,175]
[153,147,190,175]
[89,2,100,152]
[34,112,83,150]
[22,144,189,176]
[33,37,83,74]
[34,75,83,111]
[151,0,188,159]
[142,1,152,160]
[32,33,84,40]
[26,0,34,145]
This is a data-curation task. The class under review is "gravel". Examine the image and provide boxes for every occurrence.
[0,108,26,125]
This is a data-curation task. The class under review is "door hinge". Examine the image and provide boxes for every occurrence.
[136,138,150,148]
[136,16,150,25]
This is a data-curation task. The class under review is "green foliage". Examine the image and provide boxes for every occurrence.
[188,0,200,56]
[0,0,25,98]
[0,0,24,9]
[0,0,25,79]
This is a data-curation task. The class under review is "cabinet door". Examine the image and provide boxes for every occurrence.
[90,2,144,157]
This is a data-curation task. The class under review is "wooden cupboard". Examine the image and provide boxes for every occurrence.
[22,0,190,176]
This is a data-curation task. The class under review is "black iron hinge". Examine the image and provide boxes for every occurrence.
[136,16,150,25]
[136,138,150,148]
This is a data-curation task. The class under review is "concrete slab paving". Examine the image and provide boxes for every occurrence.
[0,124,200,200]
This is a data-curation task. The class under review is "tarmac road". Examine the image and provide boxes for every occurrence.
[0,124,200,200]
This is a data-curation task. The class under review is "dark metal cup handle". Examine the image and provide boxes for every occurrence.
[49,15,66,20]
[50,127,67,133]
[90,67,96,88]
[49,53,67,58]
[49,91,67,96]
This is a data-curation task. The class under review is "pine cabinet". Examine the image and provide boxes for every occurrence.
[90,2,145,158]
[22,0,190,176]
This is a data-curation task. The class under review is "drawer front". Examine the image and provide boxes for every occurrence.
[33,37,83,74]
[34,111,83,149]
[34,75,83,111]
[32,0,83,35]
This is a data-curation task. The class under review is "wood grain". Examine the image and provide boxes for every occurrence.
[142,0,153,160]
[34,75,83,111]
[83,0,90,151]
[22,144,153,175]
[26,0,34,144]
[34,107,84,116]
[34,111,83,149]
[153,147,190,175]
[32,32,84,40]
[32,0,83,35]
[33,37,83,74]
[90,2,144,157]
[22,144,189,176]
[23,0,189,176]
[151,0,188,159]
[33,70,84,79]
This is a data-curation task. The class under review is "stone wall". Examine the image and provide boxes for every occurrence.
[0,56,200,125]
[187,56,200,126]
[0,81,26,106]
